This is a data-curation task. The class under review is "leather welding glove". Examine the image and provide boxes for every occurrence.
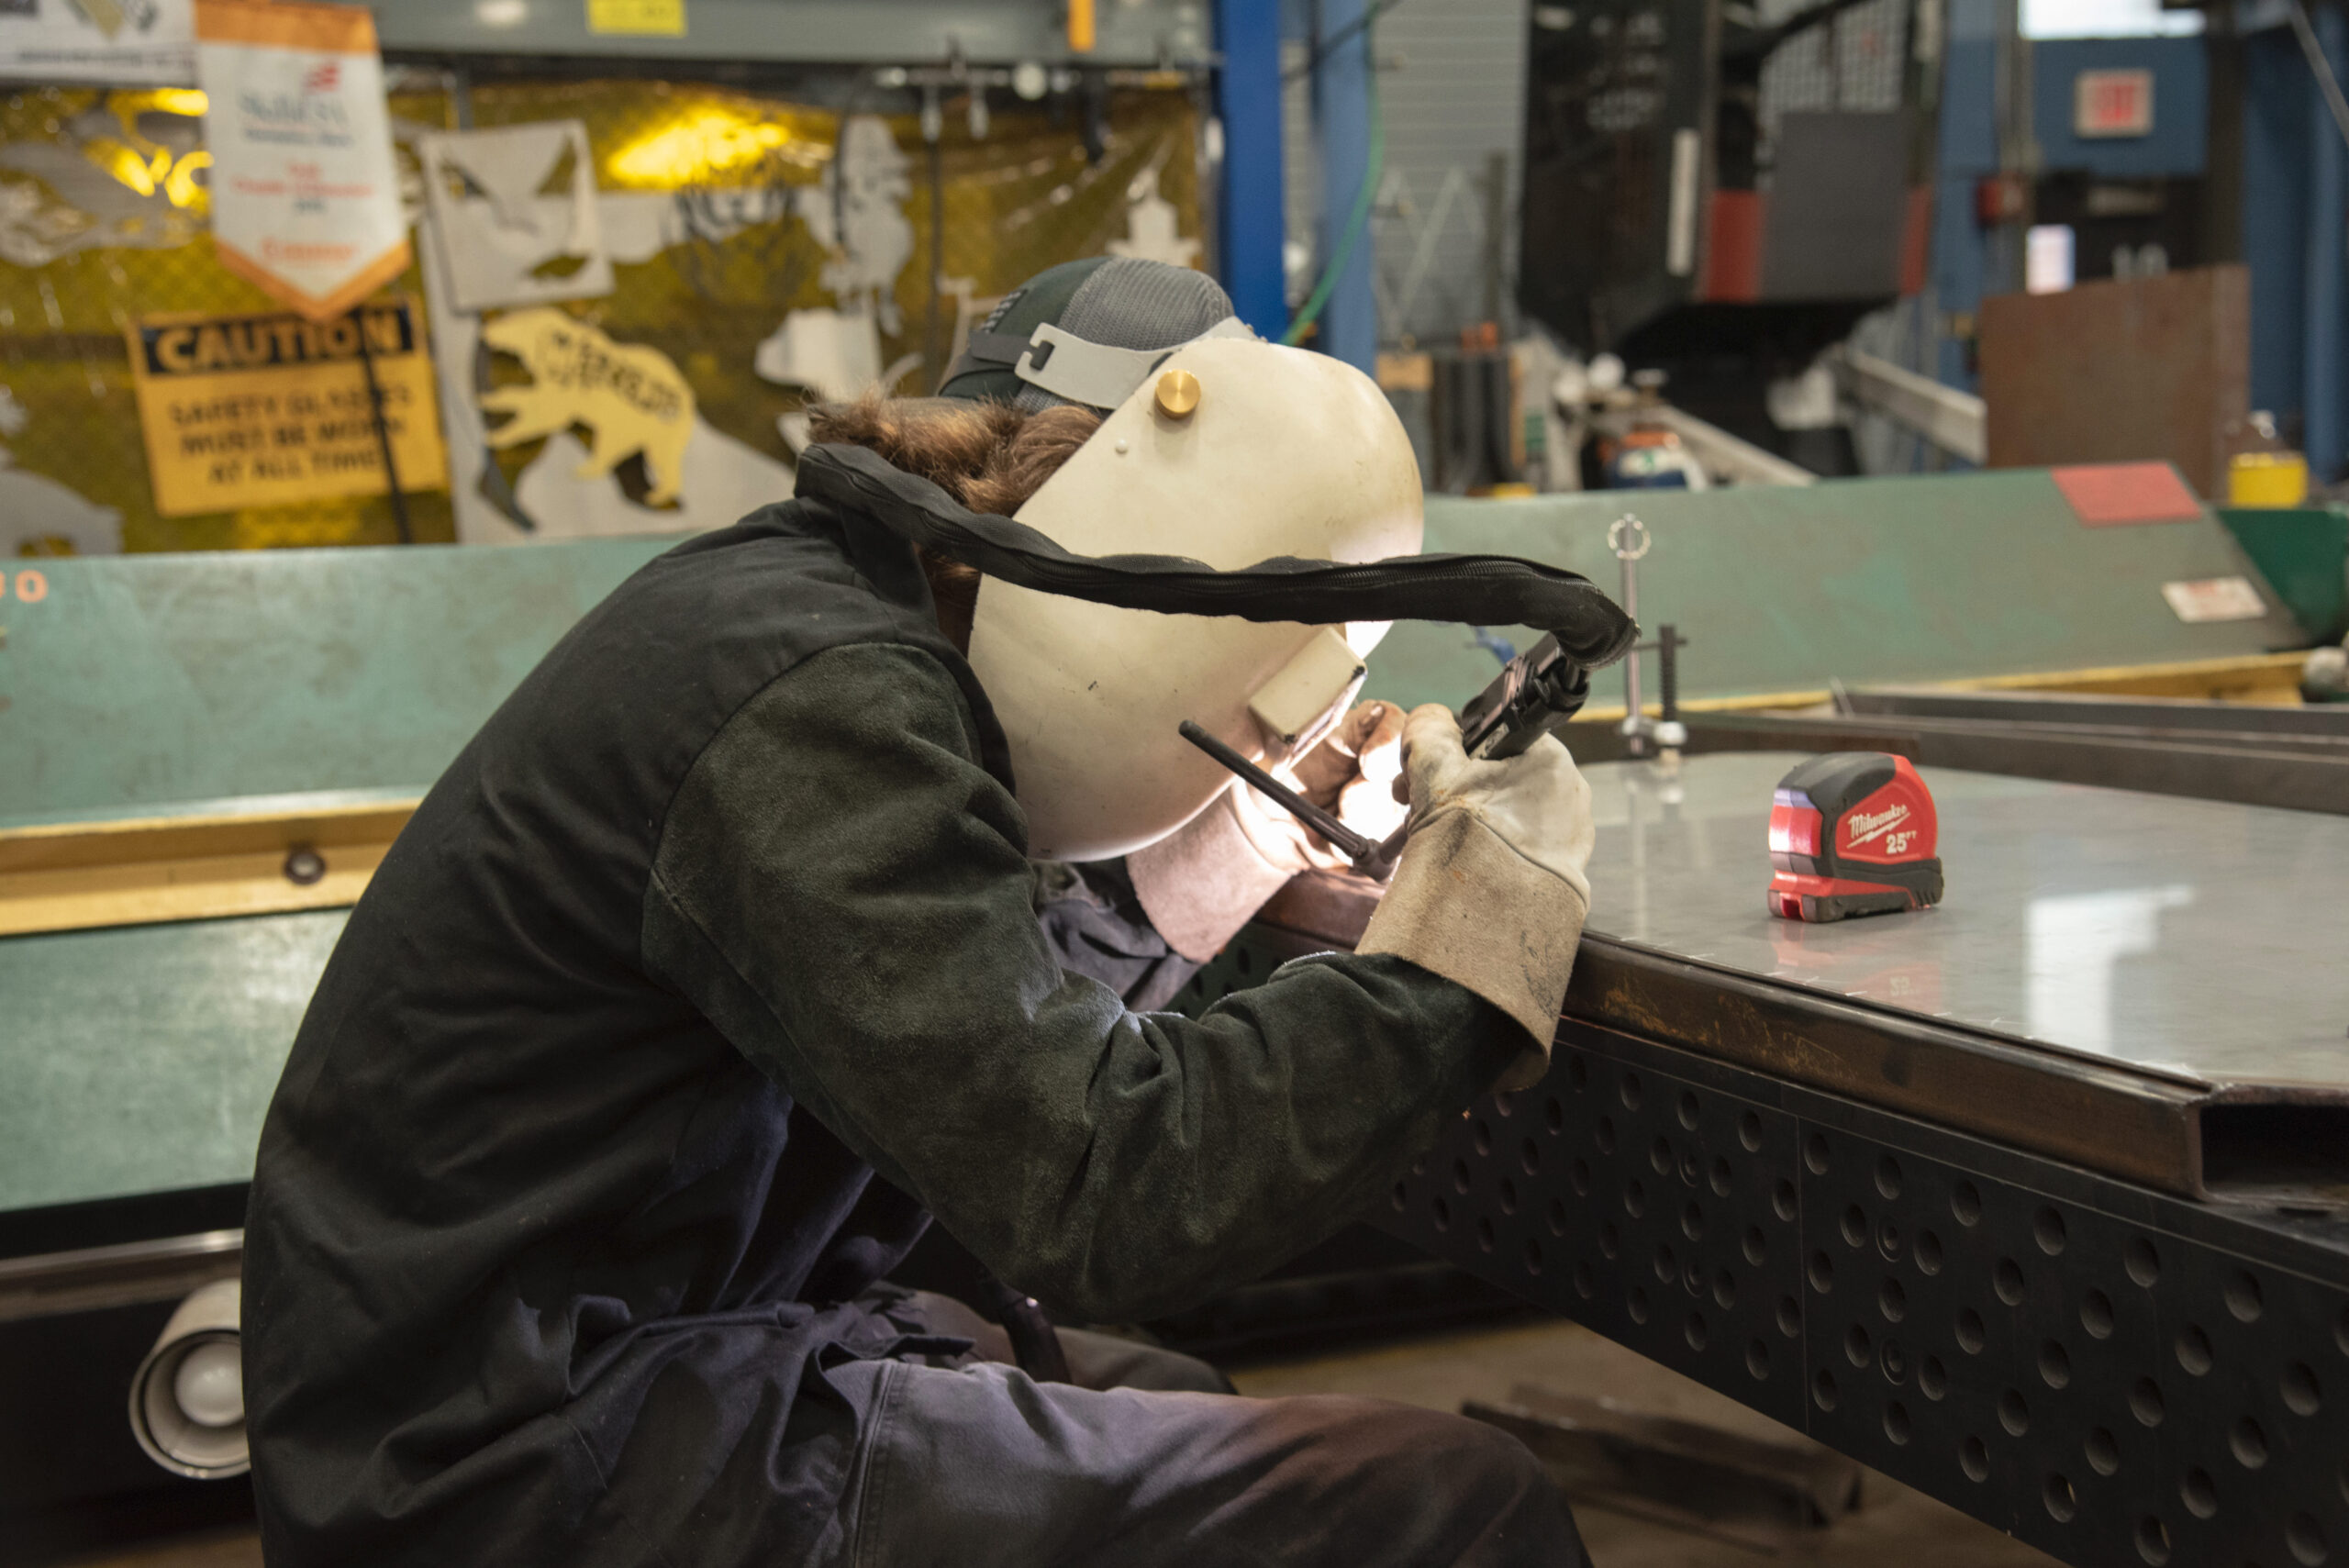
[1131,701,1407,962]
[1357,703,1594,1091]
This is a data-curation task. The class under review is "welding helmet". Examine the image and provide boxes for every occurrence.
[939,259,1422,861]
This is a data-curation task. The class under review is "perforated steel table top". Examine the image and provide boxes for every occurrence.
[1577,752,2349,1093]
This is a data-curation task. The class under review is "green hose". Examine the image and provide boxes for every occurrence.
[1284,15,1385,347]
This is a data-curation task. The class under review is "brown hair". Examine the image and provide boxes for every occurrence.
[807,395,1101,654]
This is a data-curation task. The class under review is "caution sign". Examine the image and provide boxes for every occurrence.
[126,298,448,517]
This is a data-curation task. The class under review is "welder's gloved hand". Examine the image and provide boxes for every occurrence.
[1130,701,1406,962]
[1357,703,1594,1091]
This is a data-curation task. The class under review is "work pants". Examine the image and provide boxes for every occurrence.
[819,1290,1587,1568]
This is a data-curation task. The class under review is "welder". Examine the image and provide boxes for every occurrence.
[242,259,1627,1567]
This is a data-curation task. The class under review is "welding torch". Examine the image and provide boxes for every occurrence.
[1181,631,1599,881]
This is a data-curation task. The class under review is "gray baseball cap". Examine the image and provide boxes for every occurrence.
[938,257,1251,412]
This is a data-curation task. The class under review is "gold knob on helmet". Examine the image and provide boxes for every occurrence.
[1153,368,1201,418]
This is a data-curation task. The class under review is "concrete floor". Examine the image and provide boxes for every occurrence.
[1230,1317,2061,1567]
[58,1318,2057,1568]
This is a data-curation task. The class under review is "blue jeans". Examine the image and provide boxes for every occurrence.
[819,1291,1586,1568]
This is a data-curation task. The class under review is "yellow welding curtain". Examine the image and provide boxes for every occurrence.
[0,78,1201,553]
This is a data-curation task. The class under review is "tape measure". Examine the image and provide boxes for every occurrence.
[1766,752,1944,922]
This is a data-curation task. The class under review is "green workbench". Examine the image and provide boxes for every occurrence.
[0,466,2310,1222]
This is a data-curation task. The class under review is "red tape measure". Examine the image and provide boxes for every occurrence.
[1767,752,1944,923]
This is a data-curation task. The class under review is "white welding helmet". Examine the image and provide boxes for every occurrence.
[930,257,1421,861]
[970,332,1422,860]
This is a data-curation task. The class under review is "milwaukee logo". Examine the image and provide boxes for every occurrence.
[1845,804,1910,848]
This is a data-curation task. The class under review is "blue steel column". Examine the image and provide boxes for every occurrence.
[1214,0,1286,339]
[2305,2,2347,480]
[1314,0,1377,371]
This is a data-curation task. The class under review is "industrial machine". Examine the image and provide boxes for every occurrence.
[0,461,2332,1560]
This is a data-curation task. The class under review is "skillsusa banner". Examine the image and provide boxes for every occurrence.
[195,0,406,319]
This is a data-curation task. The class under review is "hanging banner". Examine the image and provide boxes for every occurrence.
[194,0,406,318]
[126,297,449,517]
[0,0,195,84]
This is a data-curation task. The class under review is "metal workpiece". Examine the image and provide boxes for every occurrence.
[1575,753,2349,1095]
[1251,751,2349,1199]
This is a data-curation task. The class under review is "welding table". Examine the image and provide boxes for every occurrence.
[1180,752,2349,1568]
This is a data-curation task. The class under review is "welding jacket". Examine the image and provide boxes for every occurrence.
[240,454,1522,1568]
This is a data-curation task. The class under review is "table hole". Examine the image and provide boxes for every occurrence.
[1497,1178,1519,1216]
[2087,1427,2120,1475]
[1841,1205,1867,1249]
[1390,1182,1408,1211]
[1566,1058,1587,1095]
[1599,1222,1620,1259]
[2134,1515,2171,1565]
[1995,1258,2026,1306]
[2033,1206,2066,1256]
[1805,1132,1831,1175]
[2283,1362,2321,1417]
[2130,1377,2165,1427]
[1809,1251,1834,1295]
[2045,1472,2077,1522]
[2081,1288,2115,1339]
[1649,1135,1673,1175]
[1431,1197,1451,1231]
[1521,1139,1542,1175]
[1628,1286,1651,1324]
[1952,1180,1983,1227]
[1677,1090,1699,1129]
[1747,1339,1769,1379]
[1774,1179,1797,1223]
[1596,1116,1617,1153]
[1917,1229,1944,1275]
[1476,1217,1496,1252]
[1961,1435,1989,1483]
[1682,1201,1705,1241]
[1812,1369,1837,1410]
[1777,1296,1800,1338]
[2288,1513,2328,1566]
[1886,1401,1912,1445]
[2040,1340,2071,1389]
[1472,1118,1493,1155]
[1876,1154,1903,1200]
[2176,1324,2212,1376]
[1998,1387,2030,1436]
[1743,1227,1767,1266]
[1548,1197,1570,1236]
[2231,1417,2268,1469]
[1624,1180,1646,1218]
[1739,1110,1763,1151]
[1881,1339,1909,1385]
[1920,1354,1948,1400]
[1522,1239,1542,1275]
[1453,1159,1473,1195]
[1956,1308,1986,1354]
[1653,1243,1675,1283]
[1677,1152,1699,1188]
[1709,1156,1732,1196]
[1686,1311,1708,1351]
[2226,1270,2263,1323]
[1570,1159,1591,1195]
[2125,1236,2161,1288]
[1880,1278,1908,1323]
[1845,1324,1873,1368]
[2181,1467,2217,1519]
[1620,1072,1643,1110]
[1573,1260,1596,1299]
[1714,1269,1736,1309]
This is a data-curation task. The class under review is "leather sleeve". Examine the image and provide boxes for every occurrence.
[640,640,1518,1322]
